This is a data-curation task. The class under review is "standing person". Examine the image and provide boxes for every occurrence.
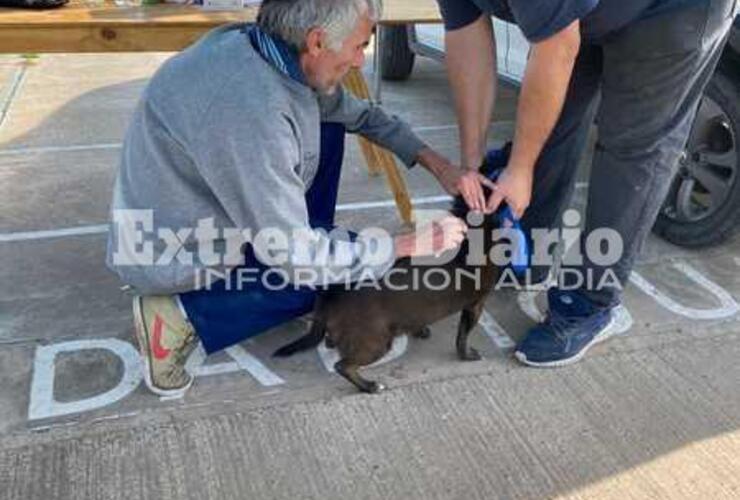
[436,0,737,366]
[107,0,486,397]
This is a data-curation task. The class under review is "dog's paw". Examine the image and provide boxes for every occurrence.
[459,348,482,361]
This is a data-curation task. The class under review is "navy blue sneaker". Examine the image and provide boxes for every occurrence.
[514,289,617,367]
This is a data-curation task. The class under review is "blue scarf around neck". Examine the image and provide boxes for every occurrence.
[247,25,306,85]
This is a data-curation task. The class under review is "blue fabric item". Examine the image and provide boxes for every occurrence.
[483,147,529,274]
[179,123,346,354]
[515,288,613,364]
[436,0,694,42]
[246,25,306,84]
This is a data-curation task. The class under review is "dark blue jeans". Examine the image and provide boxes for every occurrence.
[179,123,346,354]
[522,0,736,307]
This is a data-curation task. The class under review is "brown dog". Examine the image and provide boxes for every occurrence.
[273,181,507,393]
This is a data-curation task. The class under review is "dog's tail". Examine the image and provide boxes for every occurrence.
[273,318,326,357]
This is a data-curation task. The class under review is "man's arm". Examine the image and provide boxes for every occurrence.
[318,87,426,167]
[441,14,506,212]
[319,87,498,211]
[487,20,581,217]
[445,14,496,171]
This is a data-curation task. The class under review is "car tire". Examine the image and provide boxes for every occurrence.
[380,25,415,81]
[653,67,740,247]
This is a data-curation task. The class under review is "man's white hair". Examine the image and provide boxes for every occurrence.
[257,0,382,51]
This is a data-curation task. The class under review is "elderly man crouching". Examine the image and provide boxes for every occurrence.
[106,0,488,397]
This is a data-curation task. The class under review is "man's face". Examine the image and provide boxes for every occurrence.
[302,14,374,93]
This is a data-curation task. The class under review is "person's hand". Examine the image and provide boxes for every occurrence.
[395,216,468,258]
[455,169,498,213]
[429,160,498,213]
[415,148,496,213]
[486,166,533,219]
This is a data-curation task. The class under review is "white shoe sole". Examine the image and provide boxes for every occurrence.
[514,315,619,368]
[132,296,193,398]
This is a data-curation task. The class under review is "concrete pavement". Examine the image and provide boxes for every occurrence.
[1,50,739,499]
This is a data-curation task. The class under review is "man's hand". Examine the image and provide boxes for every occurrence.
[455,169,499,213]
[486,165,533,219]
[394,216,468,258]
[416,147,497,213]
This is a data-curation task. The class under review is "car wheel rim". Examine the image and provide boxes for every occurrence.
[663,95,737,223]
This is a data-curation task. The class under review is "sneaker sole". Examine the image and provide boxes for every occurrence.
[132,296,193,398]
[513,315,618,368]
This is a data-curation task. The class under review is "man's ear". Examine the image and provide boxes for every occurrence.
[305,27,326,57]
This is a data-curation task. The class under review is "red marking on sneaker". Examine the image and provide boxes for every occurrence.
[151,315,171,360]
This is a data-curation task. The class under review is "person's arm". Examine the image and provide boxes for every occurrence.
[486,20,581,217]
[445,14,497,171]
[443,14,502,212]
[318,87,426,167]
[319,88,496,211]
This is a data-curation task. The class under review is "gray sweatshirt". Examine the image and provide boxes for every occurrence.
[106,24,427,294]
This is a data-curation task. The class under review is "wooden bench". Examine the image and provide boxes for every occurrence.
[0,0,443,224]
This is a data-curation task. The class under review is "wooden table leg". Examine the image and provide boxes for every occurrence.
[342,68,414,225]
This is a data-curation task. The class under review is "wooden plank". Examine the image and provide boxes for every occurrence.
[0,0,440,28]
[0,25,209,53]
[379,147,415,225]
[0,1,441,54]
[343,68,414,224]
[342,68,381,177]
[0,1,257,53]
[0,1,259,27]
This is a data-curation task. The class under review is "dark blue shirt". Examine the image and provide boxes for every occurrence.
[437,0,697,42]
